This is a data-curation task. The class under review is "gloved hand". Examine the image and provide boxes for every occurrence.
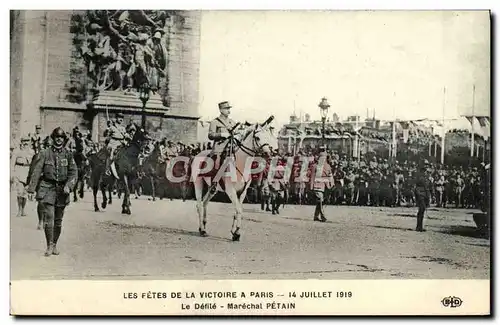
[220,132,230,138]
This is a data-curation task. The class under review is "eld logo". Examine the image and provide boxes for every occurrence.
[441,296,463,308]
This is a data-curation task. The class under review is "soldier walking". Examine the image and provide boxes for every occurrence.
[414,163,430,232]
[27,127,78,256]
[310,150,333,222]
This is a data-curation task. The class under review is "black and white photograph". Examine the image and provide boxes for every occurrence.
[8,8,491,316]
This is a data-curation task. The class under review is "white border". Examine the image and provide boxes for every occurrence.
[2,0,497,323]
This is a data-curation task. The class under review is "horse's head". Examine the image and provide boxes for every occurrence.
[130,125,148,146]
[240,115,278,155]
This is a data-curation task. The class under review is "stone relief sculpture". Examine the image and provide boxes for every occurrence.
[68,10,179,103]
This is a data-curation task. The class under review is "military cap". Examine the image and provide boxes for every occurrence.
[218,101,232,110]
[116,112,124,118]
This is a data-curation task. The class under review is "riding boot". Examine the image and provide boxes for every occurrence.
[37,203,44,230]
[313,203,321,221]
[44,226,54,257]
[106,151,113,176]
[416,196,425,232]
[52,226,62,255]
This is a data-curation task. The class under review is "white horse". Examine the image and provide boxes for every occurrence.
[192,116,278,241]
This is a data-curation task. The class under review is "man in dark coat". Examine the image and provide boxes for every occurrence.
[27,127,78,256]
[414,163,431,232]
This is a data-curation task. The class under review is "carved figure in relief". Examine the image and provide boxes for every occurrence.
[78,10,172,94]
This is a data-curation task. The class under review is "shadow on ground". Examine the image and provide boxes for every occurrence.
[435,225,490,240]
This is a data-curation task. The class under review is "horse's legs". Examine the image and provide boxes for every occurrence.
[226,185,244,241]
[201,189,216,234]
[150,175,156,202]
[100,181,108,210]
[93,183,99,211]
[108,182,113,204]
[194,179,205,233]
[78,176,85,198]
[121,175,131,215]
[73,183,78,202]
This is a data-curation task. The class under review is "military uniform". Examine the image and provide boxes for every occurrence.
[208,101,237,169]
[414,166,430,231]
[30,126,45,155]
[310,152,333,221]
[27,127,78,256]
[11,137,34,217]
[269,162,287,215]
[260,159,272,211]
[435,175,445,207]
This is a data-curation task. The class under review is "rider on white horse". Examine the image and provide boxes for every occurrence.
[207,101,239,171]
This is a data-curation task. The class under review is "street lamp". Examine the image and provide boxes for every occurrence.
[318,97,330,148]
[139,84,151,130]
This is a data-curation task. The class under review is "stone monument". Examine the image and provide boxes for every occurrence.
[10,10,201,143]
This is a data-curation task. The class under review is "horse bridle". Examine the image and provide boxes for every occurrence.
[232,126,273,157]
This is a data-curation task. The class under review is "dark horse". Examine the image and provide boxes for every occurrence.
[72,136,91,202]
[139,141,164,201]
[89,126,147,214]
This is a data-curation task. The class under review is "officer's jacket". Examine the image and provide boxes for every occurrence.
[414,171,430,197]
[27,146,78,194]
[208,115,237,142]
[109,124,127,140]
[31,134,44,153]
[310,160,333,192]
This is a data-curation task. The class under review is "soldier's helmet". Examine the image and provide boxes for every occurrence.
[51,127,67,140]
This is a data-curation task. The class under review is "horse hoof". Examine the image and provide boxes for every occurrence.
[232,233,241,242]
[79,192,84,199]
[101,203,107,209]
[94,207,100,212]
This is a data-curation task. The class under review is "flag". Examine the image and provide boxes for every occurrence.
[464,116,474,125]
[402,129,409,143]
[399,121,410,129]
[477,116,490,127]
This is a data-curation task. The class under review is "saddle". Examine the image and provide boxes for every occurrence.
[208,138,235,173]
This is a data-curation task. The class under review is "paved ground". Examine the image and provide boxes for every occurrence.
[10,191,490,280]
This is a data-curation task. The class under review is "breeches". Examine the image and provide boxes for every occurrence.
[39,202,65,228]
[415,195,427,218]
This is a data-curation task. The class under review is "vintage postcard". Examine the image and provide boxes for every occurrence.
[9,9,491,316]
